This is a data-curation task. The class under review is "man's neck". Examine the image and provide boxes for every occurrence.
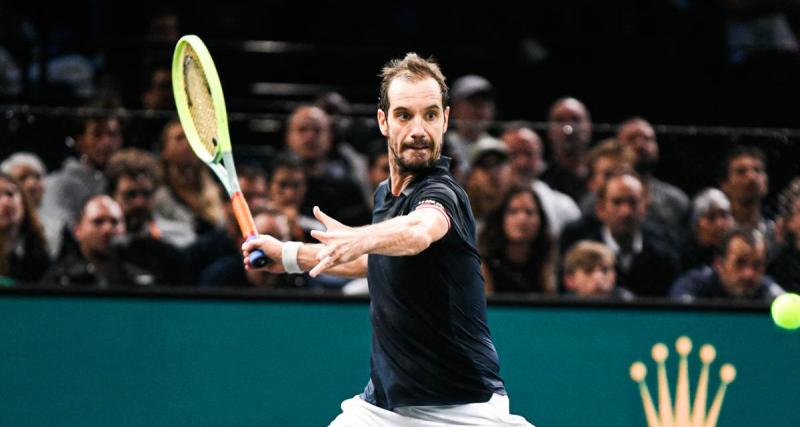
[554,151,585,176]
[303,158,327,178]
[730,199,762,226]
[390,172,417,196]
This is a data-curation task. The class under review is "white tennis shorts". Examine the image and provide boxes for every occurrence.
[328,393,535,427]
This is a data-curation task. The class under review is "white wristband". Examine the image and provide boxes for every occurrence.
[281,241,304,274]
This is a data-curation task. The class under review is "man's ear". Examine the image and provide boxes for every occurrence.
[443,105,450,134]
[377,109,388,137]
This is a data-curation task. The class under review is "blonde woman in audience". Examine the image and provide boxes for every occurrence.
[154,120,225,234]
[479,186,556,295]
[0,173,50,285]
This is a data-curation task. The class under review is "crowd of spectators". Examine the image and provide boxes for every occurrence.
[1,79,797,306]
[1,8,798,305]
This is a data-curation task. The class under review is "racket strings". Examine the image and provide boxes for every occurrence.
[182,46,219,157]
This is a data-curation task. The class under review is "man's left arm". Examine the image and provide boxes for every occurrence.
[309,205,450,277]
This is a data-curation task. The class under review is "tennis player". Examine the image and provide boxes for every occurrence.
[243,53,534,427]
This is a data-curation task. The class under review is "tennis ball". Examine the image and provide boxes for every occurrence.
[771,293,800,330]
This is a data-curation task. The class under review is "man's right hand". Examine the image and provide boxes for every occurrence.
[242,235,286,274]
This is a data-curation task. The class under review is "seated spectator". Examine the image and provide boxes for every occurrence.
[466,138,513,232]
[718,145,778,255]
[444,74,497,179]
[199,208,309,289]
[617,117,690,246]
[680,188,734,272]
[41,195,125,287]
[154,120,225,234]
[366,140,391,197]
[562,241,634,300]
[285,105,371,226]
[238,163,270,210]
[671,227,784,302]
[0,173,50,285]
[540,97,593,202]
[1,152,46,207]
[479,187,556,295]
[107,148,195,248]
[40,106,123,255]
[267,153,323,242]
[41,195,185,287]
[314,92,371,203]
[562,171,679,296]
[124,65,172,150]
[501,122,579,239]
[768,178,800,292]
[561,139,635,254]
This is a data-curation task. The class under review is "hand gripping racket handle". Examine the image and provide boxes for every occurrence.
[246,235,270,268]
[232,192,270,268]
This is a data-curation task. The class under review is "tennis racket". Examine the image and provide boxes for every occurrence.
[171,34,269,268]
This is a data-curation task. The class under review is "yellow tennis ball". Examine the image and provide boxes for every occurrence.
[771,293,800,330]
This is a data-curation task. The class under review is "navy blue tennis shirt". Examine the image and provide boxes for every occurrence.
[362,156,506,410]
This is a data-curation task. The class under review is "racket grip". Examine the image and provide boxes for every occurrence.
[245,235,270,268]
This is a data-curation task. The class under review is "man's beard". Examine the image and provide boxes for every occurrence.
[389,138,438,173]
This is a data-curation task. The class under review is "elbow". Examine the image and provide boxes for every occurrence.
[406,227,433,255]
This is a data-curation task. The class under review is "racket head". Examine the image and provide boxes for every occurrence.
[171,35,232,165]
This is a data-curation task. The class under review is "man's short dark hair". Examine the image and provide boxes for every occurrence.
[717,145,767,184]
[105,148,162,194]
[716,226,765,258]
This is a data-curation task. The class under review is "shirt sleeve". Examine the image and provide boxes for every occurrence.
[411,180,471,246]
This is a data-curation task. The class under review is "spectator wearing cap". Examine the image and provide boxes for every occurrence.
[680,188,734,272]
[501,122,579,240]
[444,74,496,179]
[465,138,513,233]
[670,227,783,302]
[540,97,593,202]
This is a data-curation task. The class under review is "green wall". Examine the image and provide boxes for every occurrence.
[1,295,798,426]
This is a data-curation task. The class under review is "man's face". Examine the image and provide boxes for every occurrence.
[113,175,156,232]
[721,155,768,204]
[269,167,306,210]
[502,128,543,184]
[715,236,766,297]
[286,107,332,162]
[8,164,44,206]
[239,175,270,209]
[161,122,198,167]
[588,156,633,193]
[597,175,646,239]
[548,99,591,156]
[696,207,734,246]
[75,196,125,259]
[368,153,390,190]
[378,77,449,174]
[78,118,123,170]
[143,69,173,110]
[784,200,800,243]
[0,178,23,232]
[468,154,513,213]
[617,120,659,172]
[566,264,616,296]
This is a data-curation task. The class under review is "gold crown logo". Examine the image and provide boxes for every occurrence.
[629,336,736,427]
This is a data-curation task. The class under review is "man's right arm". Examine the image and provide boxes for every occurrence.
[242,235,368,278]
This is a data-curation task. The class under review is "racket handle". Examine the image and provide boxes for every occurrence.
[245,235,270,268]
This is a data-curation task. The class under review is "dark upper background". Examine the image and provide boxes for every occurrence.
[3,0,800,198]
